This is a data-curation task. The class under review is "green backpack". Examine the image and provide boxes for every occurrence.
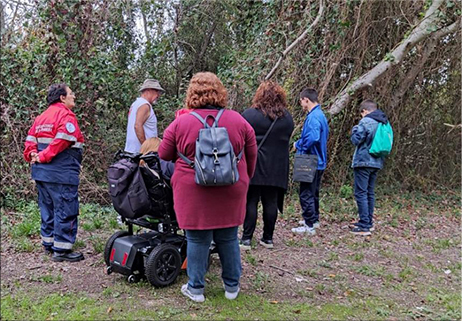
[369,121,393,157]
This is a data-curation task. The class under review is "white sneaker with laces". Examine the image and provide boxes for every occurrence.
[181,284,205,303]
[225,287,240,300]
[298,220,320,229]
[292,224,316,235]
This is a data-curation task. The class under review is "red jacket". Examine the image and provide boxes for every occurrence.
[159,108,257,230]
[24,103,84,185]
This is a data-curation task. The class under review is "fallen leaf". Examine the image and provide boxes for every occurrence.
[328,274,336,278]
[107,307,113,314]
[270,300,278,304]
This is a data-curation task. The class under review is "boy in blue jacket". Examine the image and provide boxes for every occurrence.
[292,88,329,235]
[350,99,388,236]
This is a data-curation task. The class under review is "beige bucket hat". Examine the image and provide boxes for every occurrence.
[139,79,165,93]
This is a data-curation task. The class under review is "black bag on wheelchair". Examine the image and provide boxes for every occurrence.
[107,152,152,219]
[138,152,173,217]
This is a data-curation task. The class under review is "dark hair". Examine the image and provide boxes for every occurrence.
[47,83,68,105]
[359,99,377,112]
[300,88,318,103]
[252,81,287,120]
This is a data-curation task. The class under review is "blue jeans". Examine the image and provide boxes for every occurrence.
[353,167,379,229]
[299,170,324,227]
[185,227,241,295]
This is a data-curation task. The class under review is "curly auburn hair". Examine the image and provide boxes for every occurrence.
[252,81,287,120]
[184,72,227,109]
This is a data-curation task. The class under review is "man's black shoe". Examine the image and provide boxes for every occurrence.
[239,239,251,251]
[350,226,371,236]
[349,222,375,232]
[44,248,53,255]
[52,251,84,262]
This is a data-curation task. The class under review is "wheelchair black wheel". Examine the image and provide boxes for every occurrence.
[104,231,130,267]
[145,243,182,287]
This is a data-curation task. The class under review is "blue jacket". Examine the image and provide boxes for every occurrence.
[295,105,329,170]
[351,110,387,169]
[32,143,83,185]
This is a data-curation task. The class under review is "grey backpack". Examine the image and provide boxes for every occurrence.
[178,109,243,186]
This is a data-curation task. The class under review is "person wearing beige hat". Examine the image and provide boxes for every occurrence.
[124,79,165,153]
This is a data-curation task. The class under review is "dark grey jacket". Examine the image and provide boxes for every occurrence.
[242,108,294,189]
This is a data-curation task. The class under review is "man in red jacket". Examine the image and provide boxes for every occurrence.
[24,83,85,262]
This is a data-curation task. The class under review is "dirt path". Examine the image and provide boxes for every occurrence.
[2,208,460,318]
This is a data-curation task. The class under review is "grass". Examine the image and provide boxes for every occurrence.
[1,287,391,320]
[423,238,458,253]
[31,274,63,284]
[354,265,385,277]
[350,253,364,261]
[243,252,257,266]
[397,266,414,281]
[1,202,120,251]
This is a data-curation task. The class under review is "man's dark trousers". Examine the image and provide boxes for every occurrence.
[353,167,379,229]
[299,170,324,227]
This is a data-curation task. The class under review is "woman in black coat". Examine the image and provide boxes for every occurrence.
[240,81,294,249]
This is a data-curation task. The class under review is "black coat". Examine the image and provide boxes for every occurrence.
[242,108,294,190]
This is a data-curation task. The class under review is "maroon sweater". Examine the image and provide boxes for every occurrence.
[159,108,257,230]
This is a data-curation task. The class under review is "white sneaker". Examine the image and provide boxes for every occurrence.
[181,284,205,303]
[291,224,316,235]
[298,221,320,229]
[225,287,240,300]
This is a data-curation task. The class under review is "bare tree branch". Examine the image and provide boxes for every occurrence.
[265,0,324,80]
[140,0,150,45]
[185,19,217,76]
[328,0,454,115]
[390,20,460,109]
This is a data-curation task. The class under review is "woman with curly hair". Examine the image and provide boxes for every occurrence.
[158,72,257,302]
[240,81,294,250]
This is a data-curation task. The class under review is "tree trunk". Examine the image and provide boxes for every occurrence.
[328,0,456,115]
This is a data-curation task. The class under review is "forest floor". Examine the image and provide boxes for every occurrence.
[1,188,460,320]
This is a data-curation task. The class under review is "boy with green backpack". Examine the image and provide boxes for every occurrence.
[350,99,393,236]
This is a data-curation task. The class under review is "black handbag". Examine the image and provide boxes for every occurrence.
[293,154,318,183]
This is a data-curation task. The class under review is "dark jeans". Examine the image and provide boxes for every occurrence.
[299,170,324,227]
[242,185,279,241]
[353,167,379,229]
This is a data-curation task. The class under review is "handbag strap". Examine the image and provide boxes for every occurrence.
[257,117,278,151]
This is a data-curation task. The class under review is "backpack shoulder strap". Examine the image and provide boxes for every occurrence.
[178,151,194,168]
[190,111,209,128]
[213,109,225,127]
